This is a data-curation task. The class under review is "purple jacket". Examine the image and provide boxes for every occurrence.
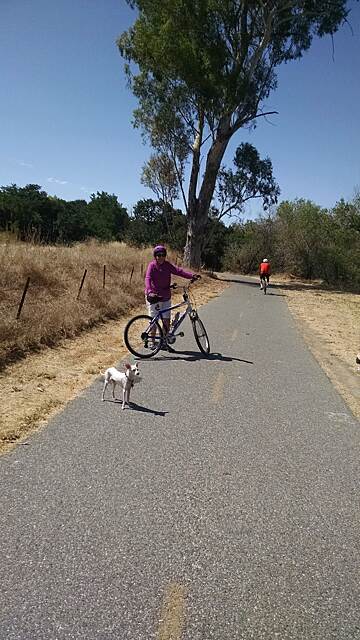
[145,260,194,301]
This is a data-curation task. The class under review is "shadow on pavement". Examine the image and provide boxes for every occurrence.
[139,351,253,365]
[107,398,168,416]
[217,276,262,287]
[264,292,286,297]
[128,402,168,416]
[217,275,348,295]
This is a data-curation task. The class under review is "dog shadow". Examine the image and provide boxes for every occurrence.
[109,399,168,416]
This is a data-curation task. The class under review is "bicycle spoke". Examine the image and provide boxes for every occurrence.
[192,316,210,354]
[124,315,163,358]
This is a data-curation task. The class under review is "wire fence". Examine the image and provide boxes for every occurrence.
[1,263,147,318]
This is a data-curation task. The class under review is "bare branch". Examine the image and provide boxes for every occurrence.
[200,132,213,148]
[169,148,188,215]
[247,4,277,79]
[230,109,278,136]
[188,108,205,208]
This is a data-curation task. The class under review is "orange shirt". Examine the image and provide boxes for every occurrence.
[259,262,270,275]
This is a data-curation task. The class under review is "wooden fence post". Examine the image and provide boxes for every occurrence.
[103,265,106,289]
[16,277,30,319]
[77,269,87,300]
[129,266,134,283]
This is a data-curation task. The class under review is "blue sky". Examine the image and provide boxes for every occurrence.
[1,0,359,218]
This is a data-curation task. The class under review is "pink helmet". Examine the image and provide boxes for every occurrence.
[153,245,167,256]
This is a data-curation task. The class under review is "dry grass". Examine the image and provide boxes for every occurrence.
[0,239,161,369]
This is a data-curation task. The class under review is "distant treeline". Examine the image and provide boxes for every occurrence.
[1,184,359,289]
[0,184,226,268]
[224,197,360,290]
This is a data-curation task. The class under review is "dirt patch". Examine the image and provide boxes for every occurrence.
[274,274,360,421]
[0,277,227,454]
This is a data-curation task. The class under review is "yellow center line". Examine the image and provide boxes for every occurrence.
[212,371,225,404]
[157,583,187,640]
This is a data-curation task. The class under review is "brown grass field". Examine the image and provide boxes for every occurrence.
[0,238,162,369]
[0,237,359,453]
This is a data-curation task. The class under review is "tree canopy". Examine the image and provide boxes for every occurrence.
[141,153,180,207]
[0,185,129,244]
[216,143,280,218]
[119,0,353,267]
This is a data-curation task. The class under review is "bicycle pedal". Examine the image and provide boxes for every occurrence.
[179,332,184,337]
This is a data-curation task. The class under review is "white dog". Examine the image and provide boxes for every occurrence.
[101,363,141,409]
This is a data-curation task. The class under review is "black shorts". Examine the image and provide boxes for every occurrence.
[260,274,269,283]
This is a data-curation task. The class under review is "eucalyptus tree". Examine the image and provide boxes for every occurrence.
[141,152,180,207]
[141,152,181,239]
[119,0,352,267]
[216,142,280,219]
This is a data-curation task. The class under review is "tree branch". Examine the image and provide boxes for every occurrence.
[169,148,188,215]
[230,109,278,136]
[188,108,205,210]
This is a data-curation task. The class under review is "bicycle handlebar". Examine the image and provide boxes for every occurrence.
[170,275,201,290]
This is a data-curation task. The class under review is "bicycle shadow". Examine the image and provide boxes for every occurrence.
[140,351,253,364]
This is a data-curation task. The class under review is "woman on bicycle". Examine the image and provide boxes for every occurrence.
[145,244,199,337]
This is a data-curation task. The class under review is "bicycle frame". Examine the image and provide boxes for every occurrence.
[124,282,210,358]
[147,289,194,344]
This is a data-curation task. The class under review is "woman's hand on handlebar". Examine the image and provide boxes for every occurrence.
[190,274,201,283]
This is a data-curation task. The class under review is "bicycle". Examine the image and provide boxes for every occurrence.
[124,283,210,358]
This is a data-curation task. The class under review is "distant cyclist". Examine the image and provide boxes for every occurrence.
[145,245,199,339]
[259,258,271,289]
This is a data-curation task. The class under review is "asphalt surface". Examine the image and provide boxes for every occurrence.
[1,276,359,640]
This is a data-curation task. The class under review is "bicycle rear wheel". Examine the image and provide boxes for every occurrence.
[191,315,210,354]
[124,314,163,358]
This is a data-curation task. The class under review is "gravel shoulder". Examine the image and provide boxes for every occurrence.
[277,275,360,420]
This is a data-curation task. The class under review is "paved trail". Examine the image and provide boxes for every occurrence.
[1,277,359,639]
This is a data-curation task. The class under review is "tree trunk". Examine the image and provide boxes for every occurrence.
[183,129,229,269]
[183,201,206,268]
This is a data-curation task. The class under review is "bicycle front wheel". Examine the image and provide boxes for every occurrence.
[191,315,210,354]
[124,314,163,358]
